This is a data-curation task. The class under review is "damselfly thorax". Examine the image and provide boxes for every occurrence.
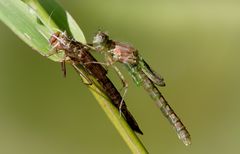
[111,42,139,65]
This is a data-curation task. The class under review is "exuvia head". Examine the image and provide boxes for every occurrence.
[49,31,68,50]
[49,31,61,46]
[93,31,109,51]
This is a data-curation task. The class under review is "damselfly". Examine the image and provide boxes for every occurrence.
[49,31,143,134]
[91,31,191,146]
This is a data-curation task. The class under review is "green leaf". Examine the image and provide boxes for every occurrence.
[0,0,52,58]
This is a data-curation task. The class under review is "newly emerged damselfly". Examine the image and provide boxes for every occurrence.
[92,31,191,146]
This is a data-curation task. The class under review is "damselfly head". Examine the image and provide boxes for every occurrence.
[93,31,109,51]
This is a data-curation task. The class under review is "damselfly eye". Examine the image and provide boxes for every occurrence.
[94,31,108,43]
[93,31,110,52]
[93,35,103,45]
[100,32,109,41]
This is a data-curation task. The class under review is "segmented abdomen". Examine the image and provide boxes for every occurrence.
[128,64,191,145]
[73,44,143,135]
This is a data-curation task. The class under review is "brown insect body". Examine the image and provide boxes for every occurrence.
[49,32,143,134]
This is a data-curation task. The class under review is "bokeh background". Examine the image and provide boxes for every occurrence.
[1,0,240,153]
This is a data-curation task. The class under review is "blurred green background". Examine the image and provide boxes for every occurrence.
[1,0,240,153]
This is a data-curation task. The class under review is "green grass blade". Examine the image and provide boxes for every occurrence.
[0,0,50,58]
[0,0,148,153]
